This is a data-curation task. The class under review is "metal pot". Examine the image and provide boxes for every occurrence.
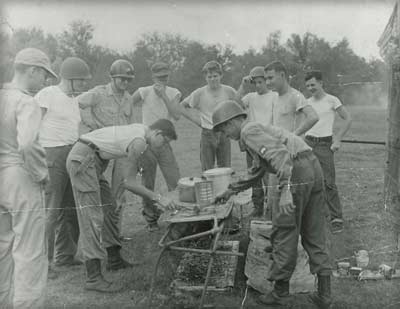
[202,167,234,198]
[177,177,203,203]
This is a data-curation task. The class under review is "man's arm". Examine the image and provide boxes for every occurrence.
[236,76,252,102]
[180,94,202,127]
[294,105,319,136]
[131,89,143,106]
[154,85,181,120]
[77,91,98,132]
[332,105,352,151]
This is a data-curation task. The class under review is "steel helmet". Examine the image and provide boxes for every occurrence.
[14,47,58,78]
[212,100,247,131]
[109,59,134,78]
[249,66,265,80]
[60,57,91,80]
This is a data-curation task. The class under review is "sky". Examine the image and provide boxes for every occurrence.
[1,0,397,60]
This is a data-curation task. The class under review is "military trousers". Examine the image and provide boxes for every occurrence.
[66,142,121,261]
[268,151,332,282]
[200,128,231,171]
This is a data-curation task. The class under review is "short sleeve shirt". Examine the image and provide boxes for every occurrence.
[306,94,342,137]
[273,87,308,132]
[242,91,277,126]
[184,84,237,129]
[35,85,81,147]
[138,85,181,126]
[77,83,134,130]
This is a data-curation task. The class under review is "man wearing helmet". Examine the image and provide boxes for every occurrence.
[35,57,91,278]
[212,100,332,309]
[237,66,278,217]
[0,48,57,308]
[131,62,181,231]
[77,59,136,271]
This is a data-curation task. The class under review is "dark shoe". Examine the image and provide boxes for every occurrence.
[250,206,264,217]
[258,280,290,306]
[331,219,343,234]
[106,246,137,271]
[48,265,58,280]
[85,259,121,293]
[54,255,83,267]
[147,222,160,232]
[308,275,332,309]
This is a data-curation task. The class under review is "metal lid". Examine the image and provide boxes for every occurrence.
[178,177,203,187]
[203,167,233,177]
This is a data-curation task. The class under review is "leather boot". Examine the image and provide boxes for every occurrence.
[258,280,290,306]
[106,246,135,271]
[308,275,332,308]
[250,204,264,217]
[85,259,121,293]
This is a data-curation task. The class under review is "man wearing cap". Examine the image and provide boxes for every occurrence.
[305,70,352,234]
[35,57,92,278]
[237,66,278,217]
[66,119,177,292]
[77,59,136,270]
[0,48,57,308]
[212,100,332,308]
[181,60,237,171]
[131,62,181,231]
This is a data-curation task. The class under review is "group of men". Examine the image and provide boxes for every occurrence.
[0,45,351,308]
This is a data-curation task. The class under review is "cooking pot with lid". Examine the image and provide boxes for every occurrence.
[202,167,234,198]
[177,177,203,203]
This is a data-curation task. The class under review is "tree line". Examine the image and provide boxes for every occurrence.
[0,19,388,104]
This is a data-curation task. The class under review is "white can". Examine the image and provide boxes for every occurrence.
[202,167,234,198]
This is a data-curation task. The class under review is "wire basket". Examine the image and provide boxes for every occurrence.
[195,180,214,207]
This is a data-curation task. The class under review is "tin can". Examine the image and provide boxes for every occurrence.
[379,264,394,279]
[337,262,350,276]
[355,250,369,268]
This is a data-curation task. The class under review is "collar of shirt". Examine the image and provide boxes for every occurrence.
[106,83,129,103]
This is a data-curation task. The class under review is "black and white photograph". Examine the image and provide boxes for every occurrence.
[0,0,399,308]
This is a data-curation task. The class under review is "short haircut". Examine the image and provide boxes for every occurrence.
[149,119,177,140]
[202,61,222,75]
[264,61,288,79]
[305,70,323,82]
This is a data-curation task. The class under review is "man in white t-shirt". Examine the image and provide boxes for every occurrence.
[35,57,91,277]
[66,119,177,293]
[181,61,237,171]
[131,62,181,231]
[237,66,278,217]
[305,70,352,234]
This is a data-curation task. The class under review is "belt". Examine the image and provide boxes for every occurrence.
[293,150,313,160]
[306,135,332,143]
[77,138,100,151]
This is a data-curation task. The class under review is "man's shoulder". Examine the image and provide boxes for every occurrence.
[88,84,110,95]
[221,84,237,93]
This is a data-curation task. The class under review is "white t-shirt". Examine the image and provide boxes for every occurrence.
[81,123,146,158]
[183,85,237,129]
[138,85,181,126]
[242,91,277,126]
[306,93,342,137]
[35,86,81,147]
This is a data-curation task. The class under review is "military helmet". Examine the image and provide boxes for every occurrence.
[109,59,134,78]
[60,57,91,80]
[249,66,265,80]
[14,47,58,78]
[212,100,247,131]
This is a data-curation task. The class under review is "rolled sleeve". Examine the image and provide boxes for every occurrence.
[295,92,308,112]
[242,123,293,187]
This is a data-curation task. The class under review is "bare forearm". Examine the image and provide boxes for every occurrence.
[180,106,202,127]
[123,180,158,201]
[162,95,180,120]
[335,119,352,141]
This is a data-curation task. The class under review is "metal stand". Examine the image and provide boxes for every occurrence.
[147,204,244,309]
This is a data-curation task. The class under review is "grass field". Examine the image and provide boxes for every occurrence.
[45,105,400,308]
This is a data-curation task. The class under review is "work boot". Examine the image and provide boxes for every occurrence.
[308,275,332,308]
[258,280,290,306]
[85,259,121,293]
[54,255,83,267]
[48,265,59,280]
[106,246,135,271]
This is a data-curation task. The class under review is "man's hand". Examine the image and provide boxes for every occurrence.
[279,187,295,215]
[155,195,177,211]
[331,139,341,152]
[241,75,252,85]
[215,189,235,204]
[154,83,166,99]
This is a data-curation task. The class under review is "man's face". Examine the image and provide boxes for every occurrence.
[71,79,89,93]
[113,77,132,92]
[265,69,284,92]
[219,120,241,141]
[150,132,170,149]
[252,77,268,95]
[205,71,222,89]
[153,75,169,86]
[305,77,323,97]
[30,67,48,93]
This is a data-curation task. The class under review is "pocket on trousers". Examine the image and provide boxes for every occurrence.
[273,211,296,228]
[69,155,99,193]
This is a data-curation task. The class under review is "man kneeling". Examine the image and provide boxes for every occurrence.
[212,101,332,308]
[66,119,177,292]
